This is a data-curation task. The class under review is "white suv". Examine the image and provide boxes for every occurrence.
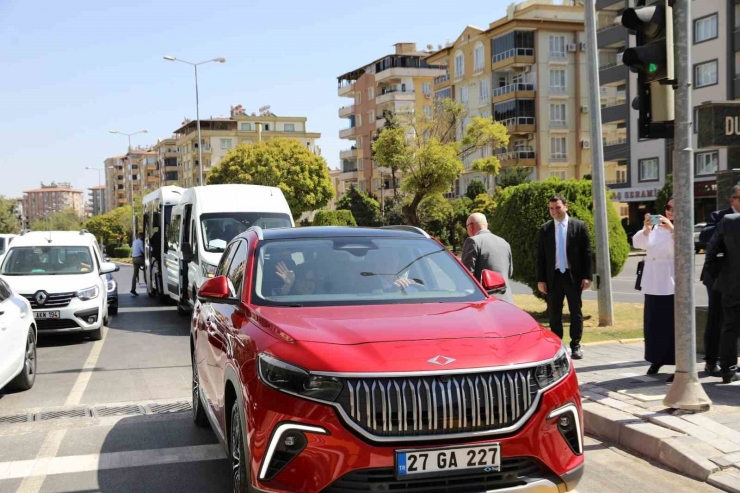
[0,231,118,340]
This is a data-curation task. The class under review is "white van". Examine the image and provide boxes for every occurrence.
[162,184,294,313]
[0,234,18,267]
[142,186,185,302]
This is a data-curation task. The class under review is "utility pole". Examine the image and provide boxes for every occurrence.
[584,0,615,326]
[663,0,711,411]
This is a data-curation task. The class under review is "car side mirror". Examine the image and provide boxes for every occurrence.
[100,262,119,274]
[481,269,507,295]
[181,242,193,262]
[198,276,239,305]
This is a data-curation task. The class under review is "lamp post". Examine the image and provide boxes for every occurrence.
[109,130,147,244]
[164,55,226,186]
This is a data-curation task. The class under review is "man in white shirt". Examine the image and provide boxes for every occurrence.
[131,232,145,296]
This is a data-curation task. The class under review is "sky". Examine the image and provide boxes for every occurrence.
[0,0,512,199]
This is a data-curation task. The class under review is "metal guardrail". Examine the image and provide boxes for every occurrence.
[499,117,536,127]
[492,83,536,98]
[495,151,536,161]
[604,138,628,147]
[434,73,450,84]
[550,121,569,129]
[492,48,534,64]
[549,52,568,61]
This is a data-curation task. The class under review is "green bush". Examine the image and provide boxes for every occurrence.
[113,245,132,258]
[489,179,630,296]
[312,210,357,227]
[105,244,121,257]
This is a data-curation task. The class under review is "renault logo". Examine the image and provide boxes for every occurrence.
[428,355,456,366]
[34,291,48,306]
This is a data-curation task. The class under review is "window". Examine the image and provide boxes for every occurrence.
[356,113,362,127]
[220,139,233,149]
[423,106,433,118]
[359,181,366,192]
[550,103,567,127]
[549,36,566,59]
[357,136,364,149]
[455,51,464,80]
[240,123,252,131]
[263,124,270,131]
[460,86,469,104]
[355,92,362,104]
[550,137,567,160]
[474,42,485,73]
[638,158,659,182]
[695,60,718,88]
[550,170,567,180]
[369,110,375,123]
[549,69,566,92]
[422,82,431,96]
[227,240,248,296]
[369,87,375,99]
[694,15,718,44]
[479,79,489,103]
[284,123,295,132]
[695,151,719,176]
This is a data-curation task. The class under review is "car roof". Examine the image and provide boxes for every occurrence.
[243,226,431,241]
[8,231,98,248]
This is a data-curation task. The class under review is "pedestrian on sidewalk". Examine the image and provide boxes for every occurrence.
[699,184,740,377]
[536,194,592,360]
[705,208,740,383]
[131,232,145,297]
[461,212,513,303]
[632,197,675,382]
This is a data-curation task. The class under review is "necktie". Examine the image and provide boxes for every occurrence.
[558,222,567,273]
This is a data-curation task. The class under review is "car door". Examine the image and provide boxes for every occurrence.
[0,279,24,387]
[197,241,238,411]
[165,212,181,299]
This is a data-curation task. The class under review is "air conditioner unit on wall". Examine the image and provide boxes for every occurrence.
[567,44,577,52]
[581,106,589,114]
[580,42,587,52]
[582,140,591,149]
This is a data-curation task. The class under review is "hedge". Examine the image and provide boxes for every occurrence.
[489,179,630,296]
[113,245,132,258]
[312,210,357,227]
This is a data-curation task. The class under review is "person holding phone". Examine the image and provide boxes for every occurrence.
[632,197,676,382]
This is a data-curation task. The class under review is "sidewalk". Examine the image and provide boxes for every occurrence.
[577,341,740,492]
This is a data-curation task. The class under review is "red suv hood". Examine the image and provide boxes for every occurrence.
[253,299,540,345]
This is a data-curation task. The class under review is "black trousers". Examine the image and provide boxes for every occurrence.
[720,296,740,372]
[547,270,583,349]
[704,286,723,364]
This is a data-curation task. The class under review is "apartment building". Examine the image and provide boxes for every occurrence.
[104,148,155,210]
[426,0,606,198]
[336,43,446,199]
[597,0,737,222]
[174,105,321,188]
[153,138,181,187]
[104,155,126,211]
[23,182,84,223]
[88,185,107,216]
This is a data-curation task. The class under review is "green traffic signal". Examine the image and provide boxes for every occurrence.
[648,63,659,74]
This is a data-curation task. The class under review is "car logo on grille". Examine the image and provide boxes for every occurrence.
[34,291,48,306]
[428,355,455,366]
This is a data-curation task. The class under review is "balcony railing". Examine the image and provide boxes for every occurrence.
[492,83,535,98]
[601,99,627,109]
[550,155,569,163]
[549,86,568,95]
[434,73,450,84]
[549,52,568,61]
[500,117,536,127]
[492,48,534,64]
[606,178,628,185]
[550,121,568,129]
[496,150,536,161]
[604,137,628,147]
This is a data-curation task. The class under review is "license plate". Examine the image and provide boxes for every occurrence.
[34,311,60,319]
[396,443,501,477]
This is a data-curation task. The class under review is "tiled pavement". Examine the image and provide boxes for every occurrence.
[576,341,740,492]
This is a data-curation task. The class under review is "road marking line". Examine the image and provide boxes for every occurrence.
[64,325,108,407]
[2,444,225,481]
[14,429,67,493]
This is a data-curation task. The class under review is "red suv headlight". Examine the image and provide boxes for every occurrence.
[535,344,571,390]
[258,353,343,402]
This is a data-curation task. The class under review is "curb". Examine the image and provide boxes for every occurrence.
[582,399,740,492]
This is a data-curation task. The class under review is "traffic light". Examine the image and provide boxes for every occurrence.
[621,0,675,139]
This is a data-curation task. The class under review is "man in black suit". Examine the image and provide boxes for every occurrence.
[537,194,592,359]
[699,184,740,377]
[705,210,740,383]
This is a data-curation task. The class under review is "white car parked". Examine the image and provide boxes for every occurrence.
[0,231,118,340]
[0,233,17,268]
[0,276,36,392]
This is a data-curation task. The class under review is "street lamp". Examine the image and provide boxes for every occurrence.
[110,130,147,244]
[85,166,103,186]
[164,55,226,186]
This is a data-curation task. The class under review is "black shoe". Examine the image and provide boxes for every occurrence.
[647,364,661,375]
[571,347,583,360]
[704,362,722,377]
[130,290,139,297]
[722,367,740,384]
[666,374,674,383]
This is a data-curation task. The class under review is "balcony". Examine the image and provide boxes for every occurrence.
[338,82,355,97]
[339,169,359,181]
[550,121,569,131]
[376,89,416,105]
[376,67,445,82]
[491,83,536,104]
[601,101,629,124]
[496,150,537,168]
[338,105,355,118]
[599,62,628,85]
[603,138,629,162]
[499,117,536,134]
[434,73,451,88]
[376,117,387,130]
[548,52,568,62]
[597,24,626,49]
[491,48,535,71]
[340,148,358,159]
[596,0,625,9]
[339,127,357,139]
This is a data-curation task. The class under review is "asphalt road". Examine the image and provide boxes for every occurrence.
[0,264,720,493]
[511,253,710,306]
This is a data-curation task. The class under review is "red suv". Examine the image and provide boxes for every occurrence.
[191,226,583,493]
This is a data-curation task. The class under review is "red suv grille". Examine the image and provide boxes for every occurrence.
[335,369,538,439]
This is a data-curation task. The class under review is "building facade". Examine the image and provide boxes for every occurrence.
[153,138,181,187]
[336,43,446,200]
[427,0,604,198]
[174,106,321,188]
[88,185,106,216]
[597,0,737,223]
[104,148,155,211]
[23,182,84,223]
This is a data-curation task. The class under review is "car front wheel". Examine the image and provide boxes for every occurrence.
[192,357,209,428]
[230,402,249,493]
[8,327,36,391]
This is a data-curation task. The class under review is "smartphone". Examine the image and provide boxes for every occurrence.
[650,214,661,226]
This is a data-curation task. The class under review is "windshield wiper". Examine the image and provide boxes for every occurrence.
[359,272,425,285]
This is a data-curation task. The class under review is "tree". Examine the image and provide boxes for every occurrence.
[31,209,83,232]
[312,210,357,226]
[465,180,487,201]
[373,99,510,226]
[0,196,21,234]
[489,179,630,299]
[373,110,401,196]
[418,194,453,244]
[496,166,532,190]
[656,173,673,214]
[381,195,406,226]
[336,186,381,226]
[207,138,334,219]
[84,211,126,245]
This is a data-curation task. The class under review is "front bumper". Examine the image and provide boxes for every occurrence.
[245,368,583,493]
[32,298,104,334]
